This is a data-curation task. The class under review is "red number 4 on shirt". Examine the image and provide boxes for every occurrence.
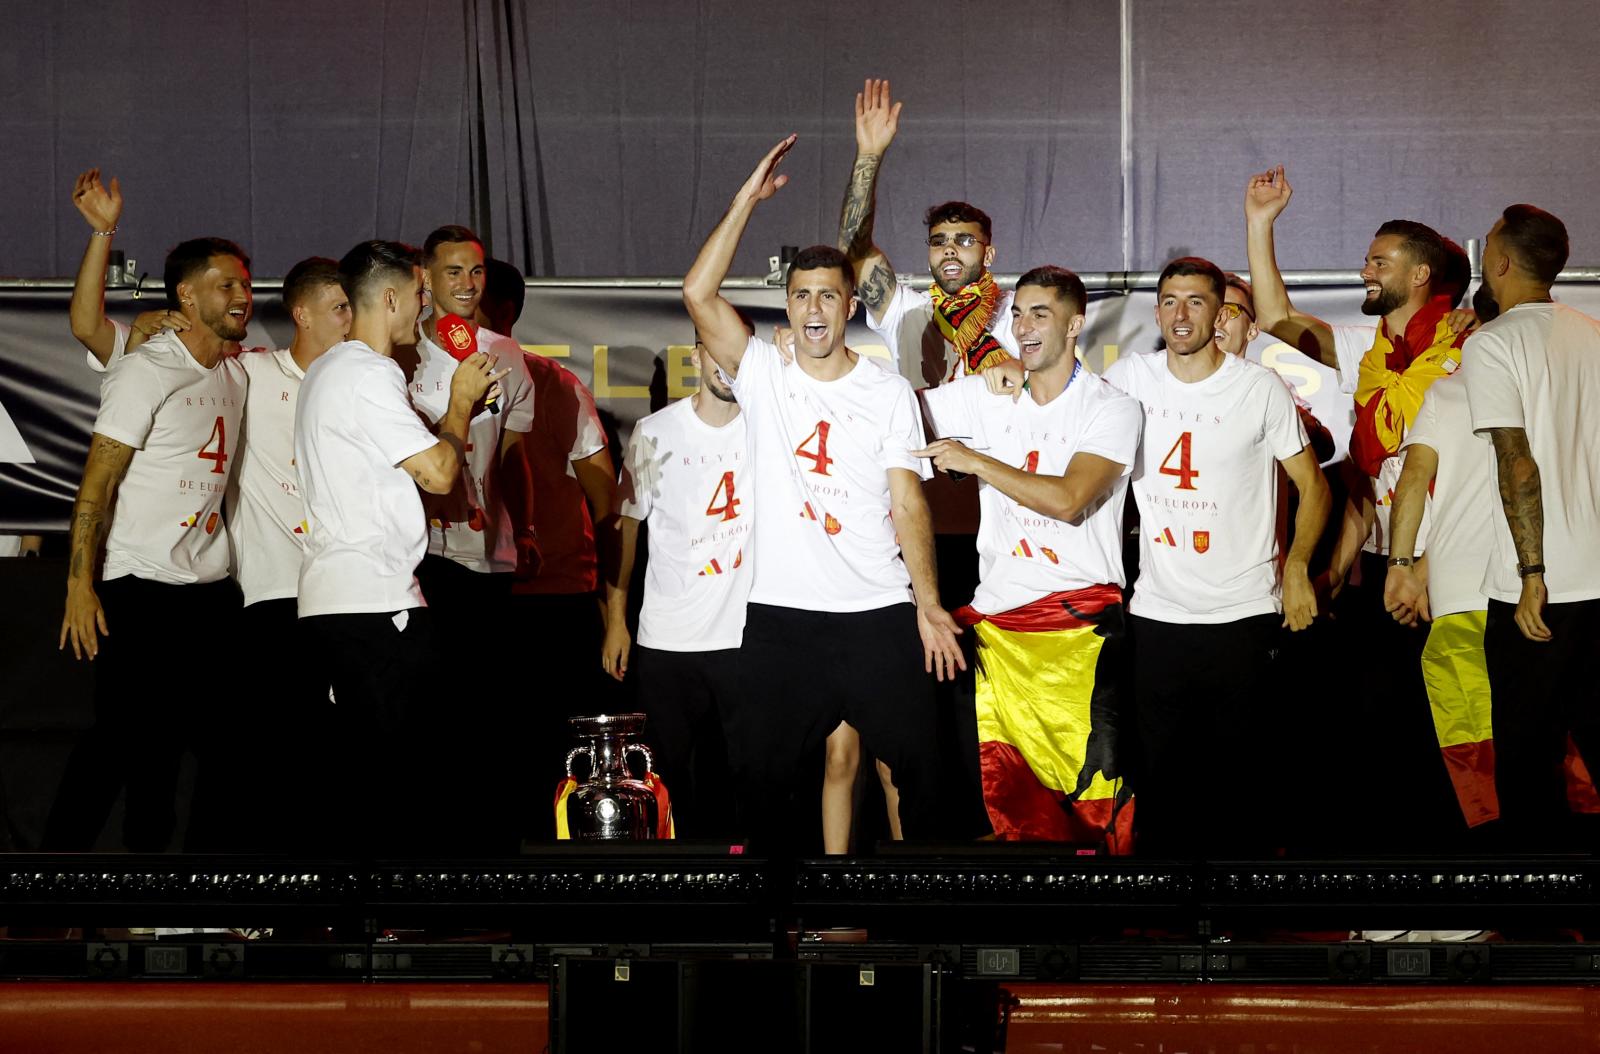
[197,416,228,475]
[705,470,741,521]
[795,421,833,476]
[1158,431,1198,490]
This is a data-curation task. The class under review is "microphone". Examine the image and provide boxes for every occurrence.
[437,314,500,415]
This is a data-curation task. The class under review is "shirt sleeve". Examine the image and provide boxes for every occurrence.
[1075,386,1144,477]
[566,371,607,461]
[918,377,972,441]
[617,420,657,521]
[1402,384,1442,453]
[1262,372,1312,462]
[725,334,775,404]
[493,335,536,434]
[880,377,931,480]
[353,360,440,467]
[1462,328,1525,434]
[1331,324,1374,394]
[862,282,932,371]
[86,320,131,374]
[993,291,1020,355]
[1099,356,1135,399]
[93,355,166,449]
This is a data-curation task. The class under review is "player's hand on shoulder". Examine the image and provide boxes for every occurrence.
[982,357,1026,401]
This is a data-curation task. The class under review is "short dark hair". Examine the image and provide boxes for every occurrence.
[338,240,421,308]
[1439,237,1471,307]
[924,201,992,241]
[163,237,250,310]
[1015,265,1087,316]
[422,224,484,265]
[480,258,527,331]
[1157,256,1225,300]
[1374,220,1449,291]
[1499,204,1569,286]
[785,244,855,297]
[282,257,343,313]
[1223,272,1255,314]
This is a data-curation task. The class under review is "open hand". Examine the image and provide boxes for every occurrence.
[855,78,903,156]
[917,604,966,682]
[72,168,123,233]
[1245,164,1293,226]
[737,135,796,206]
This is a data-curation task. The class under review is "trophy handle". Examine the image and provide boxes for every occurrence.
[624,742,656,775]
[565,745,596,779]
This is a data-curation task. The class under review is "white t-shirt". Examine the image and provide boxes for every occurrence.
[87,320,132,373]
[1464,301,1600,604]
[408,326,535,574]
[1330,322,1430,557]
[729,336,929,612]
[1330,323,1374,395]
[866,280,1019,379]
[1401,373,1493,618]
[294,341,441,616]
[231,348,309,606]
[511,353,610,595]
[1102,350,1310,624]
[921,369,1142,615]
[93,331,247,585]
[619,397,752,651]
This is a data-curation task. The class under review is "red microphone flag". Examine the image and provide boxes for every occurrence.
[437,313,479,362]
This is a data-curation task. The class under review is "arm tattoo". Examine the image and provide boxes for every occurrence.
[857,261,895,313]
[68,502,105,582]
[837,153,882,261]
[1490,427,1544,566]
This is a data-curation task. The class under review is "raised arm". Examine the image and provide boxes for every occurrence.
[68,169,127,366]
[837,78,902,326]
[60,433,134,659]
[1489,426,1550,642]
[1279,445,1332,631]
[683,135,796,379]
[1244,165,1338,371]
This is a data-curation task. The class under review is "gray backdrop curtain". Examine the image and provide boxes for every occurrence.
[3,1,1600,281]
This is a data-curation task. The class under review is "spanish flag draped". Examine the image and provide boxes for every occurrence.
[1350,294,1468,478]
[956,585,1134,853]
[1423,611,1600,825]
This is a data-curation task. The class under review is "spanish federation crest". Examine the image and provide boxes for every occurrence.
[1192,530,1210,554]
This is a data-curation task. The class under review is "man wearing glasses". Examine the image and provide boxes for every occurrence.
[837,79,1019,387]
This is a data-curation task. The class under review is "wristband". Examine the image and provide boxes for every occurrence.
[1386,556,1415,568]
[1517,563,1545,577]
[91,227,117,237]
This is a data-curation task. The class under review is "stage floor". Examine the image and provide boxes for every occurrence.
[3,981,1598,1052]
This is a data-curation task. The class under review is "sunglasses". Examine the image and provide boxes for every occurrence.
[927,233,985,249]
[1220,302,1255,321]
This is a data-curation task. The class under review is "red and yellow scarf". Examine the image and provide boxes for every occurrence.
[1350,294,1468,478]
[928,271,1011,379]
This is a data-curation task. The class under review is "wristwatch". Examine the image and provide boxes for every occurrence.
[1517,562,1545,577]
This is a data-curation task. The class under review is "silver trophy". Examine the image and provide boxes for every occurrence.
[562,713,662,839]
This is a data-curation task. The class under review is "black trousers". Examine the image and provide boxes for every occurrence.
[42,575,240,852]
[630,645,738,839]
[229,598,335,853]
[1128,612,1279,858]
[1486,596,1600,850]
[723,602,941,855]
[302,606,454,855]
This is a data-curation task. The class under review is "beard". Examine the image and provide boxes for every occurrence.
[202,304,249,341]
[1472,283,1501,324]
[1359,282,1407,317]
[706,379,738,403]
[932,259,983,295]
